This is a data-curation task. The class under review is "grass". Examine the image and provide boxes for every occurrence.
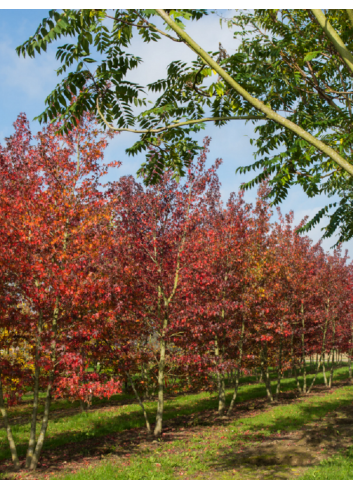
[1,365,348,460]
[52,384,353,480]
[301,447,353,480]
[1,364,352,479]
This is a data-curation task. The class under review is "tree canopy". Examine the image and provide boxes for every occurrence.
[16,9,353,244]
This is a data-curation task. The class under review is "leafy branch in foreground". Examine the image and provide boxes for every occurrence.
[16,9,353,243]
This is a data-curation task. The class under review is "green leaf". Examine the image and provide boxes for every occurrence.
[303,51,320,62]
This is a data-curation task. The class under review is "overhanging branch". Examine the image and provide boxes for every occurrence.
[156,9,353,178]
[96,99,265,134]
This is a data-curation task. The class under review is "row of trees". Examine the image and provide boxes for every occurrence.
[1,114,353,470]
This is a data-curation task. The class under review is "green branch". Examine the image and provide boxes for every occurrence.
[346,9,353,28]
[155,9,353,178]
[311,9,353,75]
[96,100,264,134]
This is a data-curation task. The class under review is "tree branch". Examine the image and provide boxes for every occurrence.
[346,9,353,29]
[106,11,182,43]
[96,99,264,133]
[155,9,353,178]
[311,9,353,76]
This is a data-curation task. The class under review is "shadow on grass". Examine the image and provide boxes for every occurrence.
[207,383,353,480]
[52,378,353,481]
[0,367,350,476]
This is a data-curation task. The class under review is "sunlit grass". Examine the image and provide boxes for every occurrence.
[1,364,351,479]
[53,384,353,480]
[301,446,353,480]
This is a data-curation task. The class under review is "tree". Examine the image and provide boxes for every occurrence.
[179,190,250,414]
[105,138,222,436]
[16,9,353,243]
[181,186,273,412]
[0,113,122,470]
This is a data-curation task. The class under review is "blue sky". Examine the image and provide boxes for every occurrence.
[1,9,350,256]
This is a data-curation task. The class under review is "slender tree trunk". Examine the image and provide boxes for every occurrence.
[322,352,328,387]
[329,323,337,388]
[79,400,89,412]
[141,364,151,400]
[26,359,40,466]
[350,328,353,382]
[229,370,234,385]
[275,337,283,401]
[128,373,151,433]
[215,298,227,414]
[307,354,323,394]
[154,335,166,437]
[292,359,302,393]
[264,367,273,402]
[261,344,273,402]
[301,305,307,394]
[307,319,328,394]
[217,372,226,414]
[29,381,52,471]
[26,312,42,468]
[214,338,226,414]
[328,351,335,388]
[227,319,245,415]
[258,369,263,383]
[0,367,20,470]
[227,368,240,415]
[291,331,301,392]
[29,298,59,470]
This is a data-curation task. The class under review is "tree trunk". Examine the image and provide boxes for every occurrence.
[322,352,328,387]
[328,322,337,388]
[29,299,59,470]
[227,319,245,414]
[292,360,302,393]
[307,354,323,394]
[217,372,226,414]
[128,373,151,433]
[275,337,283,401]
[291,331,302,392]
[79,400,88,412]
[307,319,328,394]
[214,337,226,414]
[154,336,166,437]
[0,368,20,470]
[328,351,335,388]
[26,312,42,468]
[29,381,52,471]
[261,345,273,402]
[301,305,307,394]
[227,368,240,415]
[26,361,40,467]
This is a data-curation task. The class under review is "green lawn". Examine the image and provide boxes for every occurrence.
[53,383,353,480]
[301,447,353,480]
[1,364,352,479]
